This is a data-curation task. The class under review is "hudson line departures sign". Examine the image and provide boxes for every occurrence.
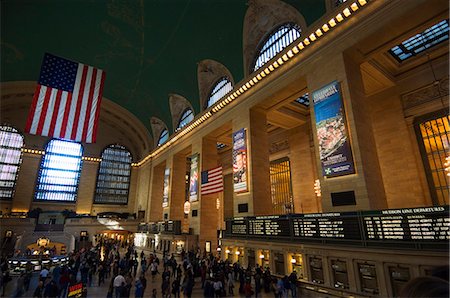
[312,81,355,178]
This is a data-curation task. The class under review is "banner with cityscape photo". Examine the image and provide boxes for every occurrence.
[162,168,170,207]
[189,153,200,202]
[232,128,248,193]
[312,81,355,178]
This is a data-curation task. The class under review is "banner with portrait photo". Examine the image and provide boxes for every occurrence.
[162,168,170,207]
[232,128,248,193]
[312,81,355,178]
[189,154,200,202]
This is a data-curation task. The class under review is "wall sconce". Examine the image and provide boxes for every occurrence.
[259,254,265,259]
[225,249,231,254]
[314,179,321,197]
[235,251,241,255]
[217,247,222,252]
[291,258,297,264]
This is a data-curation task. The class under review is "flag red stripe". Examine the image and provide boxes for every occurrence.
[202,188,223,195]
[71,65,88,140]
[48,89,63,137]
[36,87,52,135]
[92,71,105,143]
[25,85,42,133]
[60,92,73,139]
[81,68,97,142]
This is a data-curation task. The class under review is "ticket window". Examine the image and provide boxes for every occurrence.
[309,257,324,284]
[358,263,379,295]
[225,248,233,262]
[274,252,286,275]
[331,259,349,289]
[389,266,411,297]
[247,249,256,269]
[259,250,270,269]
[290,254,304,279]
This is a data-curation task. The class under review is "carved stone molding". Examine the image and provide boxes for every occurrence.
[401,77,449,110]
[169,93,194,132]
[269,140,289,154]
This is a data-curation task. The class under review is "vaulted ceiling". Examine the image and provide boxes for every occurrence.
[1,0,326,136]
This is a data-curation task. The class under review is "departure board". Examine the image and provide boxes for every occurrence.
[292,212,361,240]
[362,206,449,241]
[222,205,449,249]
[228,218,247,235]
[247,216,291,237]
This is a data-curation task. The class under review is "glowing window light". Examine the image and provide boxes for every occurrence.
[177,109,194,130]
[94,144,132,205]
[253,23,301,72]
[389,20,449,62]
[207,77,233,108]
[34,139,83,202]
[0,125,24,200]
[158,129,169,146]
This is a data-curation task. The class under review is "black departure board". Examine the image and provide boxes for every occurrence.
[223,205,449,249]
[228,218,247,235]
[292,212,361,240]
[362,206,449,241]
[247,216,291,237]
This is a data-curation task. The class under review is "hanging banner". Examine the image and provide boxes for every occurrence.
[233,128,248,193]
[189,154,200,202]
[312,81,355,178]
[162,168,170,207]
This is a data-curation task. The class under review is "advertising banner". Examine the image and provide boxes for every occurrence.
[312,81,355,178]
[162,168,170,207]
[232,128,248,193]
[189,154,199,202]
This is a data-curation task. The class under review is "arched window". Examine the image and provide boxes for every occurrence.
[35,139,83,202]
[0,125,24,200]
[158,129,169,146]
[94,144,132,204]
[177,109,194,130]
[253,23,301,72]
[207,77,233,108]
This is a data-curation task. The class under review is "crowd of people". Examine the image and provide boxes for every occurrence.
[2,239,448,298]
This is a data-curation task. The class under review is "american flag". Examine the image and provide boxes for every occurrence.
[201,166,223,195]
[25,53,105,143]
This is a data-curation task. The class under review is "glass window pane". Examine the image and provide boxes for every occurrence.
[94,144,132,205]
[207,77,233,108]
[389,20,449,62]
[177,109,194,130]
[158,129,169,146]
[253,23,301,72]
[34,139,83,202]
[0,126,24,200]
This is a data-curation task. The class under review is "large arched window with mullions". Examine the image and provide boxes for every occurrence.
[253,23,301,72]
[94,144,132,205]
[34,139,83,202]
[0,125,24,200]
[177,109,194,130]
[206,77,233,108]
[158,129,169,146]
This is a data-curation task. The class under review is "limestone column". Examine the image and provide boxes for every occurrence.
[288,122,319,213]
[169,150,189,222]
[199,137,220,252]
[232,107,272,216]
[149,161,165,222]
[307,52,387,211]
